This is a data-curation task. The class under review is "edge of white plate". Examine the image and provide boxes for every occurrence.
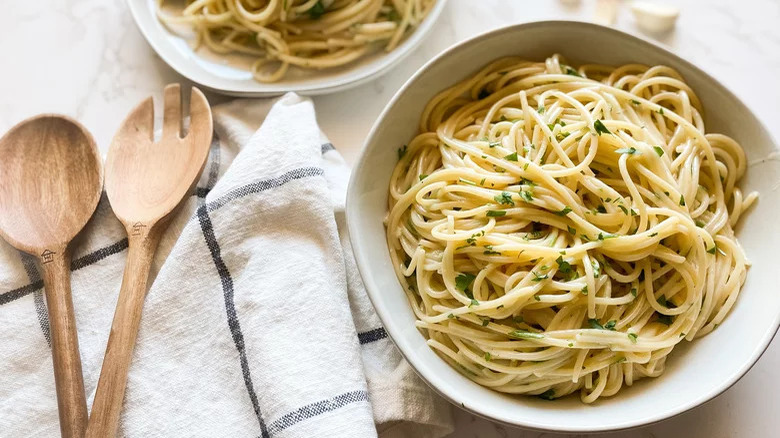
[126,0,446,96]
[346,20,780,433]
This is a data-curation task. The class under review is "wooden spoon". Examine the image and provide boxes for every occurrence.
[85,84,212,438]
[0,115,102,438]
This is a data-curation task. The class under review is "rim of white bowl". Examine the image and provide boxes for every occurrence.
[126,0,447,97]
[347,20,780,433]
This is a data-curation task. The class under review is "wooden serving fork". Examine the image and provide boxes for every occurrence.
[86,84,213,438]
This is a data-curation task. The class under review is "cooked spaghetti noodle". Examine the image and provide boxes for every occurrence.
[386,55,757,402]
[157,0,436,82]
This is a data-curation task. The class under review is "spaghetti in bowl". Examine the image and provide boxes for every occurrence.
[127,0,445,96]
[386,53,756,403]
[347,21,780,432]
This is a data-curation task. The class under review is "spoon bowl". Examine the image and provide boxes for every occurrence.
[0,114,102,438]
[0,115,102,253]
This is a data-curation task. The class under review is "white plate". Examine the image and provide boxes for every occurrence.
[347,21,780,433]
[126,0,445,96]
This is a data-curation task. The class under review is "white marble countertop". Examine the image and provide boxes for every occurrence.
[2,0,778,436]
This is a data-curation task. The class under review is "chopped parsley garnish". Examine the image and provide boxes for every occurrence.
[519,190,534,202]
[537,106,545,114]
[630,288,637,297]
[657,295,667,307]
[547,119,561,131]
[679,195,686,206]
[598,232,617,240]
[307,0,326,19]
[594,119,611,135]
[707,244,718,254]
[604,320,617,330]
[512,315,524,324]
[658,107,665,115]
[615,147,638,155]
[653,146,665,157]
[628,333,638,344]
[581,285,588,295]
[519,178,535,186]
[504,152,518,161]
[538,389,556,400]
[489,141,501,148]
[567,225,576,235]
[447,313,455,319]
[591,259,601,278]
[483,244,502,255]
[494,192,514,206]
[523,162,529,171]
[556,206,572,216]
[508,329,544,339]
[481,317,491,327]
[397,144,407,160]
[695,220,705,228]
[458,178,476,186]
[649,232,658,237]
[465,230,484,246]
[531,271,548,282]
[419,174,428,181]
[630,99,641,105]
[479,178,486,186]
[486,210,506,217]
[588,319,605,330]
[563,66,581,77]
[484,352,492,361]
[469,299,479,308]
[455,273,475,292]
[618,205,629,215]
[596,205,607,213]
[555,255,573,277]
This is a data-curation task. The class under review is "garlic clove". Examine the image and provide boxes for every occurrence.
[631,1,680,34]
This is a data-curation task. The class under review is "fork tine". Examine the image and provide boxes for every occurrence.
[185,86,213,153]
[162,84,182,139]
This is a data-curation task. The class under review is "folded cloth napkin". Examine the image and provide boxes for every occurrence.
[0,93,454,438]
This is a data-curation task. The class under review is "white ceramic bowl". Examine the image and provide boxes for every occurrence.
[126,0,445,96]
[347,21,780,433]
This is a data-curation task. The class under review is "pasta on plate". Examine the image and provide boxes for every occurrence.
[157,0,437,82]
[386,55,757,402]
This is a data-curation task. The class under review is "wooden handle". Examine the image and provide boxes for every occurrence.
[40,248,88,438]
[86,227,160,438]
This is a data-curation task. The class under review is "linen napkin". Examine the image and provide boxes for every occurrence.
[0,93,454,437]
